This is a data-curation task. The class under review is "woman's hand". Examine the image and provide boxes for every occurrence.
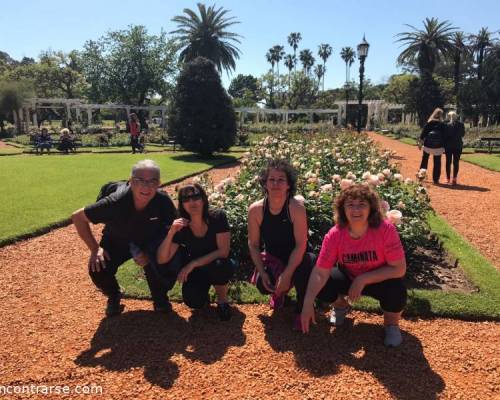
[177,261,196,283]
[275,270,292,295]
[348,276,366,302]
[300,303,316,334]
[260,271,275,292]
[171,218,189,233]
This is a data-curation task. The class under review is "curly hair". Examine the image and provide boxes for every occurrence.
[258,159,297,197]
[334,183,383,228]
[177,183,209,222]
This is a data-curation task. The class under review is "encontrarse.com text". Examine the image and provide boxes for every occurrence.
[0,384,103,395]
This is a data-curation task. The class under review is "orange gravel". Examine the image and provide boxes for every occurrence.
[0,155,499,399]
[369,132,500,270]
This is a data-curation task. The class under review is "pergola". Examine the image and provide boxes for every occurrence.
[16,98,168,132]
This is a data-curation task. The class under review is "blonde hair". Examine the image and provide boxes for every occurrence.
[428,108,444,123]
[60,128,70,135]
[447,111,458,123]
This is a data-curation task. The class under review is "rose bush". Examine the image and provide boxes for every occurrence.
[194,132,432,279]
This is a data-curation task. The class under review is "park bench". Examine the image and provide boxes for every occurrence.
[28,137,82,154]
[479,137,500,154]
[161,135,178,151]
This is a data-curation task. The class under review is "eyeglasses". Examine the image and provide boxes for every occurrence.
[180,193,202,203]
[132,177,159,188]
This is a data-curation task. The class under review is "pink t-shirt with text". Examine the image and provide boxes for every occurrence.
[316,220,405,278]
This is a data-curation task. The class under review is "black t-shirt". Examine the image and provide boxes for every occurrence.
[173,209,230,260]
[84,187,176,248]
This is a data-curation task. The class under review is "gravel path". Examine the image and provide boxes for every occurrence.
[368,132,500,270]
[0,154,499,399]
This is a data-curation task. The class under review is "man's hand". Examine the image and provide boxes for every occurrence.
[177,262,196,283]
[133,251,149,267]
[348,276,366,303]
[89,247,110,272]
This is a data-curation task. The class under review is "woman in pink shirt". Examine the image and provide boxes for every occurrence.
[300,184,407,347]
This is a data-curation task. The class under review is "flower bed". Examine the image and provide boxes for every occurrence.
[194,132,433,279]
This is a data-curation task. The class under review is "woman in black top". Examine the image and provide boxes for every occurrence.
[248,159,314,331]
[157,184,234,321]
[419,108,447,184]
[444,111,465,185]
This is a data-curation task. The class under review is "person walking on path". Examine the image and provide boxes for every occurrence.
[418,108,446,184]
[156,184,235,321]
[128,113,144,154]
[444,111,465,185]
[248,159,314,330]
[300,184,407,347]
[72,160,178,316]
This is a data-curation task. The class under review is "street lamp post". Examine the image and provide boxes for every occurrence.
[344,82,350,128]
[357,35,369,133]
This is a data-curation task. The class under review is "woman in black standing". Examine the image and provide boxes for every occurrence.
[444,111,465,185]
[418,108,447,184]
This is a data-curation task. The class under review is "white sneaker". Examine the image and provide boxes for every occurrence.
[384,325,403,347]
[329,306,351,326]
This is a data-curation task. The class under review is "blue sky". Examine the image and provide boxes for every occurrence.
[1,0,498,89]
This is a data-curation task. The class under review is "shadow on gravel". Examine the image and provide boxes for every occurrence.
[441,183,490,192]
[75,308,246,389]
[260,313,445,400]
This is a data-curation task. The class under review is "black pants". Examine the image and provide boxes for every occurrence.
[182,258,235,309]
[130,136,143,153]
[316,267,407,313]
[88,240,182,307]
[256,252,315,313]
[445,147,462,180]
[420,151,442,183]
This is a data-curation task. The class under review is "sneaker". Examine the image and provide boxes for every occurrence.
[216,302,232,321]
[269,293,285,309]
[452,178,457,186]
[292,314,303,332]
[384,325,403,347]
[329,306,351,326]
[105,294,124,317]
[154,301,172,314]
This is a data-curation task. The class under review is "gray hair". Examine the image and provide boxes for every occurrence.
[131,159,160,179]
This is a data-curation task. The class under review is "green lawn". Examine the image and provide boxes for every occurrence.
[119,213,500,320]
[0,152,238,245]
[462,153,500,172]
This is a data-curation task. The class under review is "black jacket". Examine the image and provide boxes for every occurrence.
[420,121,446,149]
[445,121,465,150]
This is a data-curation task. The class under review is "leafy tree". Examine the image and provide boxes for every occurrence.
[382,74,416,105]
[407,76,445,126]
[168,57,236,156]
[318,43,332,90]
[80,25,178,104]
[314,64,325,88]
[299,49,315,76]
[285,71,318,109]
[469,27,496,80]
[287,32,302,73]
[0,80,33,134]
[171,3,241,74]
[228,74,260,103]
[396,17,456,77]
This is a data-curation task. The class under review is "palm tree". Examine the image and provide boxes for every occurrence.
[318,43,332,90]
[470,27,496,80]
[299,49,315,76]
[287,32,302,73]
[340,47,356,127]
[171,3,242,74]
[284,54,296,89]
[314,65,325,89]
[266,49,276,108]
[450,32,469,97]
[271,45,285,78]
[396,17,456,77]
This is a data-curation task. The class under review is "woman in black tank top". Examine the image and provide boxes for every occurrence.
[248,159,315,330]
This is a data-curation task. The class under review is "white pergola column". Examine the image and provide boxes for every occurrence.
[87,108,92,126]
[32,109,38,127]
[161,109,166,129]
[125,107,131,121]
[76,107,81,123]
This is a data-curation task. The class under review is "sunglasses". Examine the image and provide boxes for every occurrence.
[180,193,202,203]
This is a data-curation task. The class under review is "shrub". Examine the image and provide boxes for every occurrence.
[168,57,236,156]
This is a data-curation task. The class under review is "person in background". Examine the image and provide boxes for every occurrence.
[418,108,446,184]
[128,113,143,154]
[301,184,407,347]
[444,111,465,185]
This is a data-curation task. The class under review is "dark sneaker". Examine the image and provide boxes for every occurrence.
[105,295,124,317]
[384,325,403,347]
[154,301,172,314]
[329,306,351,326]
[216,302,232,321]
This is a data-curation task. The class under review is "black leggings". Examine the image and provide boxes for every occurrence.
[256,252,315,313]
[182,258,235,309]
[420,152,442,183]
[445,148,462,179]
[317,267,407,313]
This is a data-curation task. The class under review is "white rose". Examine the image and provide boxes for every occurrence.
[340,179,353,190]
[387,210,402,225]
[362,171,371,180]
[320,183,333,192]
[393,173,403,182]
